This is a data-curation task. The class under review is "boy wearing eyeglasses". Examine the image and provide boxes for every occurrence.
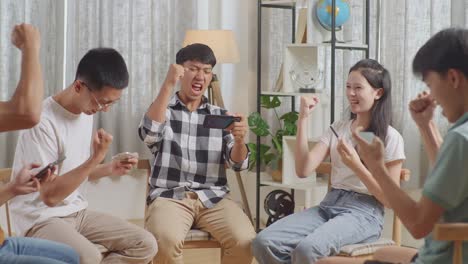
[9,48,157,264]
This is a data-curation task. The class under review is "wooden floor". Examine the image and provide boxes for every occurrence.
[183,248,257,264]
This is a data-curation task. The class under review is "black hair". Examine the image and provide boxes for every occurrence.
[176,43,216,67]
[349,59,392,142]
[413,28,468,79]
[75,48,129,91]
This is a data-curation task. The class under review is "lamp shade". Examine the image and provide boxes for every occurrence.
[183,30,240,63]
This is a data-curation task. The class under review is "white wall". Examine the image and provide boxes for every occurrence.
[200,0,257,115]
[85,169,147,221]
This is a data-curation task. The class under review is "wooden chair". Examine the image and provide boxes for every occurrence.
[0,168,13,239]
[433,223,468,264]
[315,162,411,259]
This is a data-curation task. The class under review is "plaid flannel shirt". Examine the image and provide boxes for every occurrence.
[138,94,250,208]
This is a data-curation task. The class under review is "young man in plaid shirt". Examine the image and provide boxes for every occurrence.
[138,43,256,264]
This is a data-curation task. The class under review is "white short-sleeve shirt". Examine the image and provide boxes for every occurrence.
[319,119,405,194]
[9,97,93,235]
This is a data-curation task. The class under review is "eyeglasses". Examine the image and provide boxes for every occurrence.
[80,81,118,111]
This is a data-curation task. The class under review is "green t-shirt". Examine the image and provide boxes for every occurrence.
[417,112,468,264]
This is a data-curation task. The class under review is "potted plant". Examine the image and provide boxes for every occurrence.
[248,95,299,181]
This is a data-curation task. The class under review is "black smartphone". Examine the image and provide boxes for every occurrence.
[34,156,66,180]
[203,115,241,129]
[330,125,339,138]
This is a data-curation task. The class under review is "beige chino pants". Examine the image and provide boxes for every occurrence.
[146,193,256,264]
[27,209,157,264]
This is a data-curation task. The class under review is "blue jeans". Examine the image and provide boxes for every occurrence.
[0,237,79,264]
[252,188,384,264]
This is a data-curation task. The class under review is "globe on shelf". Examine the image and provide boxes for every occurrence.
[315,0,350,32]
[289,61,323,93]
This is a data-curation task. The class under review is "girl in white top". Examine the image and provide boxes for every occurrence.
[252,59,405,264]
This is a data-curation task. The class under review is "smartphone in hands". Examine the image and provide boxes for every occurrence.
[359,131,376,144]
[112,152,139,164]
[203,115,241,129]
[34,156,66,180]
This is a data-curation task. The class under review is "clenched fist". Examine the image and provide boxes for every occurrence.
[409,91,437,127]
[91,128,113,163]
[11,23,40,53]
[299,95,320,119]
[163,64,186,87]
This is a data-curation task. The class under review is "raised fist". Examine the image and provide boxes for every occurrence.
[299,95,320,118]
[11,23,40,53]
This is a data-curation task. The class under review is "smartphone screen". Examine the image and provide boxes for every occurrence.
[359,131,376,144]
[34,156,66,180]
[203,115,241,129]
[34,163,54,180]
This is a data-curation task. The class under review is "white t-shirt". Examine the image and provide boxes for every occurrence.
[319,119,405,194]
[9,97,93,236]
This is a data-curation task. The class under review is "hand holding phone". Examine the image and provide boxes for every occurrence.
[203,115,241,129]
[34,156,66,180]
[110,152,139,176]
[112,152,139,164]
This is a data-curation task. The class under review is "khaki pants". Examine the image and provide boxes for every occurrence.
[26,209,157,264]
[146,193,256,264]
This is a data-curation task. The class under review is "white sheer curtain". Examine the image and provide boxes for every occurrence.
[261,0,466,187]
[0,0,63,168]
[0,0,198,167]
[379,0,453,186]
[64,0,199,160]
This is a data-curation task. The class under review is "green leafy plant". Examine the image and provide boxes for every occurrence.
[248,95,299,170]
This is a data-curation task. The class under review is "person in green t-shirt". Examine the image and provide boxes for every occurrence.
[316,27,468,264]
